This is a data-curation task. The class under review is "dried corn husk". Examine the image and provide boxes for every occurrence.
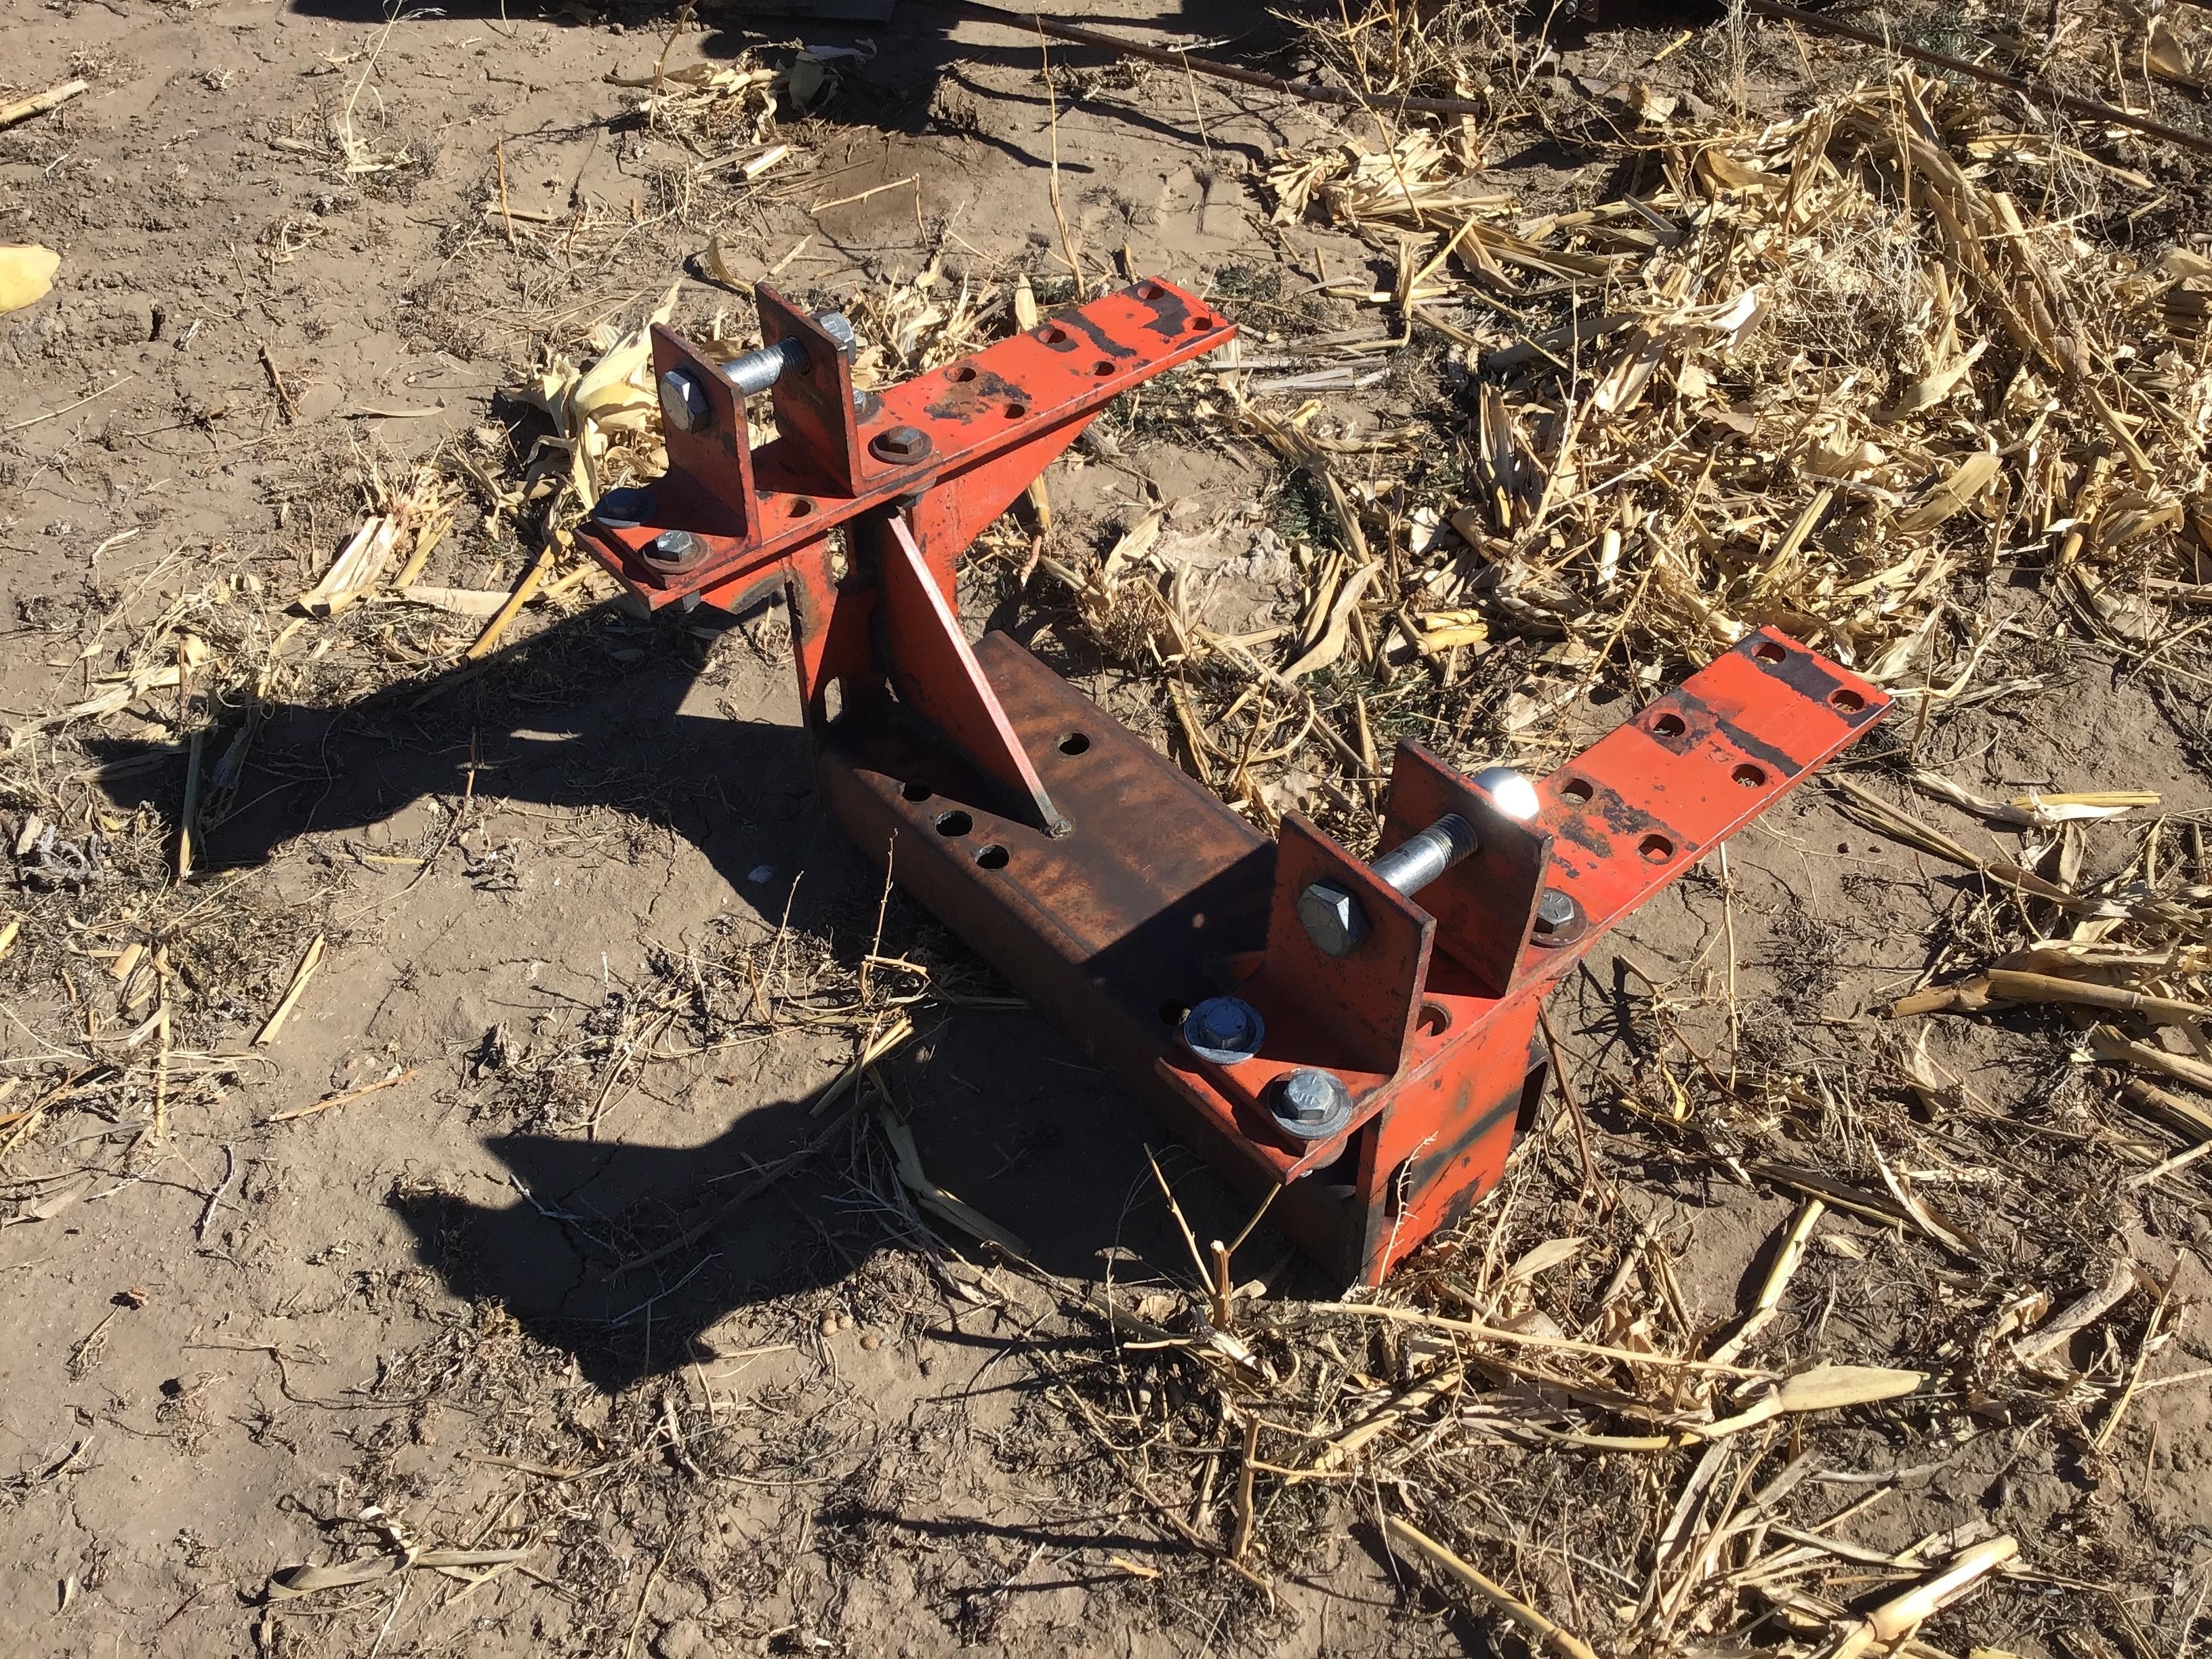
[0,244,58,314]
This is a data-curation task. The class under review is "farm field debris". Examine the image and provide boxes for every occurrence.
[3,6,2211,1656]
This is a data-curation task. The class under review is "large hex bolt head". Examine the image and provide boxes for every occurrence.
[1181,996,1265,1065]
[644,528,703,573]
[869,424,933,465]
[817,310,859,359]
[1471,764,1540,821]
[657,368,712,434]
[592,487,655,531]
[1530,884,1587,947]
[1296,880,1370,958]
[1273,1068,1354,1140]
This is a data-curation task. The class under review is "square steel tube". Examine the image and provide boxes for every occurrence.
[817,632,1419,1279]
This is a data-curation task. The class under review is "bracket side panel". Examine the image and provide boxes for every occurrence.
[1380,741,1552,997]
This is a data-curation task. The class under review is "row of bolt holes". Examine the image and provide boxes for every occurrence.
[1549,642,1867,865]
[935,291,1215,411]
[899,731,1094,871]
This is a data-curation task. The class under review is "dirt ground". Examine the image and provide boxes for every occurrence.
[5,1,2212,1655]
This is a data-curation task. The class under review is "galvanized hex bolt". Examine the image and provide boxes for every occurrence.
[1273,1067,1353,1139]
[1471,764,1540,821]
[1531,884,1586,946]
[869,425,933,464]
[816,310,858,359]
[1297,879,1369,958]
[645,528,702,570]
[1182,996,1265,1065]
[658,368,712,434]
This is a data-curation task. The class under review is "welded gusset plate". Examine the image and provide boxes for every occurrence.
[577,280,1236,607]
[873,514,1065,834]
[1515,626,1889,987]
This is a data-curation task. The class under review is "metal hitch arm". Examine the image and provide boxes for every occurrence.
[579,281,1891,1285]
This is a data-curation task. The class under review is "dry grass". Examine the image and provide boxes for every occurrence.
[8,6,2212,1654]
[966,9,2212,1655]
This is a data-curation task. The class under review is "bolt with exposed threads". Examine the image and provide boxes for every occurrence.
[718,310,859,401]
[1296,811,1477,960]
[1370,813,1477,897]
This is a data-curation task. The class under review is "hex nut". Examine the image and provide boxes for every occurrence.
[1471,764,1540,821]
[1530,884,1587,947]
[644,528,702,571]
[592,487,655,531]
[1297,880,1369,958]
[817,311,858,358]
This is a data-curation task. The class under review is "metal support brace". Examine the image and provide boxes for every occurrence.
[577,280,1892,1286]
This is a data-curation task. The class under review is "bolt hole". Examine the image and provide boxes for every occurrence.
[900,780,930,802]
[1039,325,1068,345]
[1652,712,1687,738]
[1136,282,1163,300]
[1830,688,1866,712]
[1005,402,1029,419]
[1558,777,1593,805]
[1092,359,1114,377]
[933,810,972,838]
[1754,640,1788,663]
[974,843,1009,870]
[1058,731,1090,756]
[1639,834,1674,863]
[948,364,977,383]
[787,497,814,518]
[1417,1001,1452,1037]
[1158,1000,1188,1025]
[1188,313,1214,331]
[1732,762,1767,788]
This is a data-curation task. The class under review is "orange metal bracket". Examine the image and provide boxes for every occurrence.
[578,280,1892,1286]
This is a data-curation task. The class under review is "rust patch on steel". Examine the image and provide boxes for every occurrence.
[1753,637,1884,726]
[922,366,1028,423]
[1057,308,1138,361]
[1131,283,1193,339]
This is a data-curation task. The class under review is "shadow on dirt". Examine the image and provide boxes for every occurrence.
[393,1008,1269,1391]
[277,0,1301,166]
[84,600,1278,1389]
